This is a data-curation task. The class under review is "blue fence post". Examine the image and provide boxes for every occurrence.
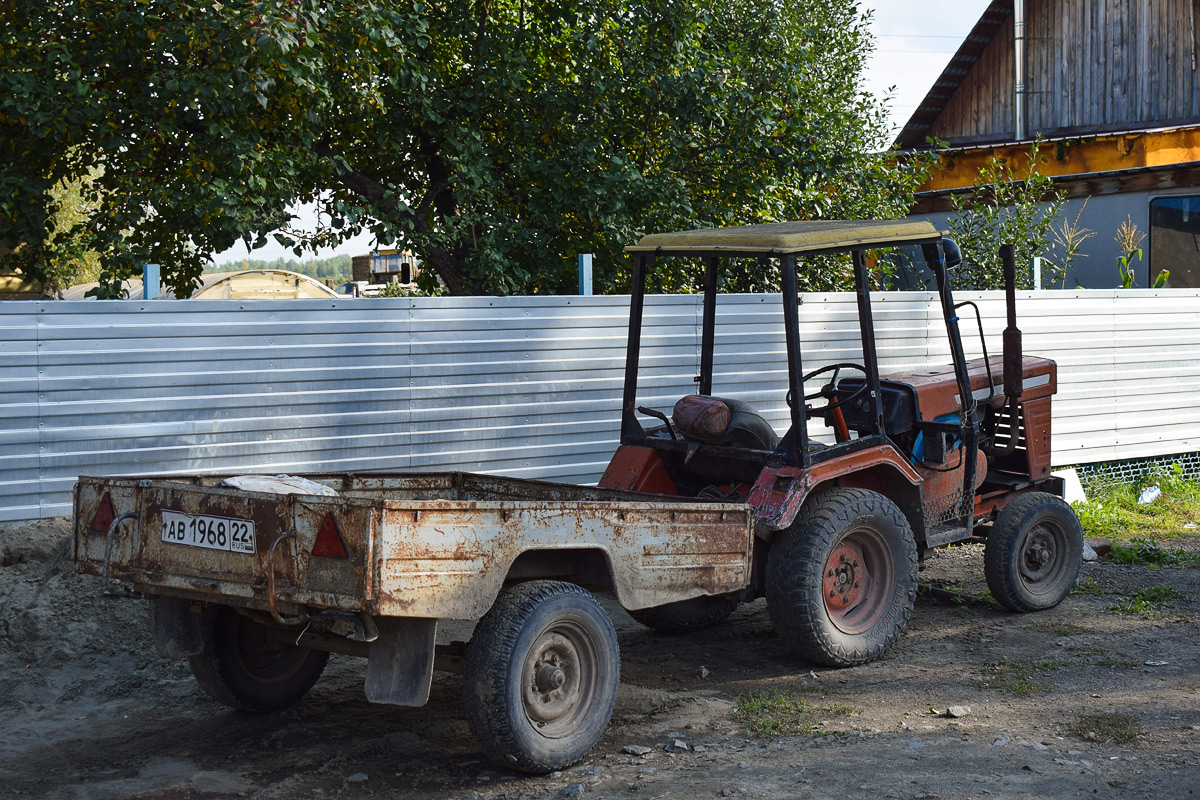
[142,264,161,300]
[578,253,593,296]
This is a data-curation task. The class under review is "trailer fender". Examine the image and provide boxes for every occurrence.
[365,616,438,706]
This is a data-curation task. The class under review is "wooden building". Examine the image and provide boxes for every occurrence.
[901,0,1200,288]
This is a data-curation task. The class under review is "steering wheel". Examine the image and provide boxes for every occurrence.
[787,362,870,412]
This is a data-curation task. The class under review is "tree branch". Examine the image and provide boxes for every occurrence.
[312,141,470,294]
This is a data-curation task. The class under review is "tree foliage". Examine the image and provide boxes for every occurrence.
[945,141,1089,290]
[2,0,926,297]
[40,166,105,295]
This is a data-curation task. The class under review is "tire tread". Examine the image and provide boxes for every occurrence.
[188,606,328,713]
[766,488,917,667]
[627,593,739,634]
[463,580,618,774]
[984,492,1082,613]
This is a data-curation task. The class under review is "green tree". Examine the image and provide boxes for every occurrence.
[2,0,925,297]
[210,254,352,282]
[945,141,1089,290]
[39,166,105,295]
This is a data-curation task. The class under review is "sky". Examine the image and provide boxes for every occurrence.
[861,0,992,137]
[210,0,993,266]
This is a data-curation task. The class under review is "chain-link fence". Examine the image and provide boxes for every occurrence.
[1072,451,1200,488]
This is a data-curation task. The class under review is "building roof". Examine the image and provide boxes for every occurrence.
[894,0,1011,150]
[627,220,943,255]
[896,0,1200,151]
[191,270,338,300]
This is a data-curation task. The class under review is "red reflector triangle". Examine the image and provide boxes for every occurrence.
[90,492,116,532]
[311,512,349,559]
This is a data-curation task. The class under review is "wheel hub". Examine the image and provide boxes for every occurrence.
[1019,527,1057,582]
[233,613,304,681]
[823,542,869,610]
[819,527,895,636]
[523,631,583,727]
[536,662,567,692]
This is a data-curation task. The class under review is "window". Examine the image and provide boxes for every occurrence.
[1150,196,1200,288]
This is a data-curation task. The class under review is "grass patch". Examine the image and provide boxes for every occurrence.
[1067,712,1144,744]
[826,702,859,717]
[1070,576,1109,596]
[1028,619,1089,636]
[916,584,993,609]
[975,657,1067,697]
[1073,465,1200,543]
[1065,647,1140,667]
[1066,645,1107,656]
[1092,656,1143,669]
[1105,539,1200,568]
[1107,585,1187,616]
[731,689,857,738]
[732,690,819,738]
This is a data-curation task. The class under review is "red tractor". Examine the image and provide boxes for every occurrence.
[600,220,1082,666]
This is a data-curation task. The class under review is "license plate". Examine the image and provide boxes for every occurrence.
[161,510,256,554]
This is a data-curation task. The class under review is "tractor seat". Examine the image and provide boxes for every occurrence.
[672,395,779,452]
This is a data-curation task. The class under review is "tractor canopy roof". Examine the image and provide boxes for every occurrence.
[627,219,944,256]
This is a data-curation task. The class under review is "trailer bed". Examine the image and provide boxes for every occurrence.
[75,471,754,621]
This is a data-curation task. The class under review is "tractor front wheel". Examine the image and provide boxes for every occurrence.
[984,492,1083,612]
[766,488,918,667]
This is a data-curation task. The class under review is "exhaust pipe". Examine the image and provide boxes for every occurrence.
[995,244,1023,456]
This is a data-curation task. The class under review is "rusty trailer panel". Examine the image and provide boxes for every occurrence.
[74,473,753,622]
[75,477,376,616]
[375,501,750,619]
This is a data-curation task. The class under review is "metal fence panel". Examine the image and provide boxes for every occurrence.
[0,305,40,523]
[3,289,1199,524]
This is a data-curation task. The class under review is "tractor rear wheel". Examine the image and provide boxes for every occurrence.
[766,488,917,667]
[984,492,1083,612]
[627,593,740,634]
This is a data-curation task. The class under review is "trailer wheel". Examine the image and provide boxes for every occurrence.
[189,605,328,712]
[463,581,619,774]
[627,592,739,634]
[766,488,917,667]
[984,492,1083,612]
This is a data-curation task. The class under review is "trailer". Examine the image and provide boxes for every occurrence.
[75,471,750,773]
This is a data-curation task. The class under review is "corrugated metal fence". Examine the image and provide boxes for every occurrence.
[2,289,1198,525]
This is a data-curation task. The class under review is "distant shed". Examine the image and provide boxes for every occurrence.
[60,269,339,300]
[900,0,1200,288]
[190,270,338,300]
[0,267,42,300]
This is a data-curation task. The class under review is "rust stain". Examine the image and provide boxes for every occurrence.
[748,447,922,532]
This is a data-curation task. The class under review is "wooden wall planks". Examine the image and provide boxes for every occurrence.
[925,0,1200,143]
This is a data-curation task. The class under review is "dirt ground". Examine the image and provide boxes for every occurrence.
[1,518,1198,800]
